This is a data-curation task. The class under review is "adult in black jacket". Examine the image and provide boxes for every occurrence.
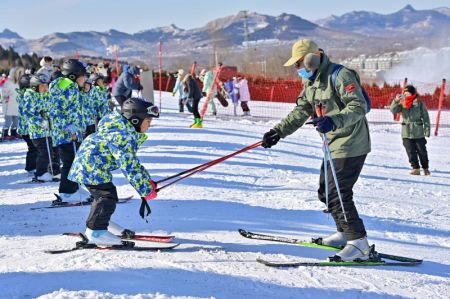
[182,74,203,128]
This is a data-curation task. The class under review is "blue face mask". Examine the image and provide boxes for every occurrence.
[297,68,313,79]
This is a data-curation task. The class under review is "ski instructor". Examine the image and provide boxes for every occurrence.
[261,39,371,262]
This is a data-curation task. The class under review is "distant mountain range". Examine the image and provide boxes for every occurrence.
[1,5,449,65]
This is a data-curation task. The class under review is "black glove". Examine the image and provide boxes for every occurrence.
[202,91,207,97]
[311,116,336,133]
[262,129,281,148]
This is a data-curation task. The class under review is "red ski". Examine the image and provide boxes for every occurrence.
[63,232,175,243]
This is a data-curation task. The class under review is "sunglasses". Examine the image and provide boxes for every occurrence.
[294,57,305,68]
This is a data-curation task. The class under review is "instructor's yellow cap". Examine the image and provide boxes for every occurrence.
[284,39,319,66]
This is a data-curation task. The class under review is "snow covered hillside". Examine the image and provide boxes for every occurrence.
[0,93,449,298]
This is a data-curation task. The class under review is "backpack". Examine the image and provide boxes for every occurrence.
[331,64,371,113]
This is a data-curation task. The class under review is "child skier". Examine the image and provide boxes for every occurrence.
[90,73,110,121]
[48,59,88,202]
[81,79,97,137]
[23,73,59,182]
[68,97,159,246]
[17,74,38,176]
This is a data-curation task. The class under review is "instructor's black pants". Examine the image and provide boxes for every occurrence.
[318,154,367,241]
[85,182,118,230]
[58,142,80,194]
[402,138,429,169]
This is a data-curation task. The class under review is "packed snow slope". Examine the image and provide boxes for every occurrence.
[0,93,449,298]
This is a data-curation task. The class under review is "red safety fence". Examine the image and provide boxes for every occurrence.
[154,71,449,134]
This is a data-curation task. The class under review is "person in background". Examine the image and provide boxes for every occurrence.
[182,73,203,128]
[37,56,54,79]
[390,85,431,175]
[17,74,38,176]
[199,68,217,116]
[172,69,188,112]
[234,76,251,116]
[1,67,24,140]
[112,66,142,106]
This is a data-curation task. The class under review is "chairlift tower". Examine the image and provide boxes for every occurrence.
[243,11,249,48]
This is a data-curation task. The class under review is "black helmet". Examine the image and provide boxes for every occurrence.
[51,70,63,82]
[30,73,50,88]
[19,74,31,89]
[89,73,104,86]
[121,98,159,131]
[61,59,87,80]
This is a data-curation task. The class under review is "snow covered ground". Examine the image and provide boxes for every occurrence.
[0,92,449,298]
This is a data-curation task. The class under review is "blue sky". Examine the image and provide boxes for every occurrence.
[1,0,449,38]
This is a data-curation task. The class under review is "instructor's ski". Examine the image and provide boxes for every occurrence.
[63,232,175,243]
[256,258,419,268]
[239,229,422,265]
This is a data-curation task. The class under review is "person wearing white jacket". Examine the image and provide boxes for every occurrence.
[1,67,24,140]
[234,76,251,116]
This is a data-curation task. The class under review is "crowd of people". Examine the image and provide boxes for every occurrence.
[0,39,432,257]
[0,57,117,199]
[171,67,252,128]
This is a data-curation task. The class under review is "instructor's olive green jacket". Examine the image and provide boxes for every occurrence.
[273,54,371,159]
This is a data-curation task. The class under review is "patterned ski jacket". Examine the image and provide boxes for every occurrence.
[80,86,97,127]
[22,89,50,139]
[48,77,84,146]
[93,85,110,121]
[68,111,155,197]
[16,88,29,135]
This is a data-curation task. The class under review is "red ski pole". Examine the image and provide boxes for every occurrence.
[156,141,262,191]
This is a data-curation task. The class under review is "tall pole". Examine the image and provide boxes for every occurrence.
[191,61,197,75]
[434,78,446,136]
[115,47,120,76]
[159,39,163,111]
[243,11,249,48]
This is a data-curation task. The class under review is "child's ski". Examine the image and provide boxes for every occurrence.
[46,241,179,254]
[63,232,175,243]
[31,195,134,210]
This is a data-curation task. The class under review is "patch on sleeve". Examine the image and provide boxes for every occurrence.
[345,83,356,93]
